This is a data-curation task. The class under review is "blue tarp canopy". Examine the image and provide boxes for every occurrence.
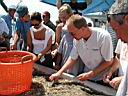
[40,0,56,6]
[82,0,115,14]
[41,0,115,14]
[40,0,87,6]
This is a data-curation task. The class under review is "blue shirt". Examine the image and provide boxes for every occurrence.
[2,14,16,37]
[0,17,9,35]
[16,18,31,50]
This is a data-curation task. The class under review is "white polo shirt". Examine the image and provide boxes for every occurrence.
[70,27,113,71]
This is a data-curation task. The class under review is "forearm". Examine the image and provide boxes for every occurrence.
[27,45,32,52]
[57,57,76,75]
[27,31,32,52]
[55,24,62,46]
[55,53,62,66]
[40,45,51,56]
[41,37,52,56]
[13,32,19,45]
[55,37,60,46]
[109,56,120,73]
[92,59,113,77]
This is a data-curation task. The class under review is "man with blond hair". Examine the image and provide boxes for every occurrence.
[50,14,113,83]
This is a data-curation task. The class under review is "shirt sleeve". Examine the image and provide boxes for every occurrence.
[115,39,122,54]
[100,34,114,61]
[2,19,9,35]
[57,35,65,54]
[69,40,78,60]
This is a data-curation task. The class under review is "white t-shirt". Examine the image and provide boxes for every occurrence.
[30,25,53,54]
[115,39,128,76]
[115,39,128,96]
[70,27,113,80]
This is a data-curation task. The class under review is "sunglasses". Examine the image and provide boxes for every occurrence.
[31,23,40,26]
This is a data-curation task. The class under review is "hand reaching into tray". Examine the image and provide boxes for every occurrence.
[49,72,61,81]
[77,71,94,81]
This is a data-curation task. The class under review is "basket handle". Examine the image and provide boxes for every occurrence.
[0,47,7,52]
[21,55,33,63]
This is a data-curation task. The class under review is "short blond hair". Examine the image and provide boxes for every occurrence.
[59,4,73,16]
[67,14,87,29]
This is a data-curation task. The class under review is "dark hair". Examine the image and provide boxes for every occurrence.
[87,23,92,27]
[43,11,50,18]
[111,14,125,25]
[31,12,42,22]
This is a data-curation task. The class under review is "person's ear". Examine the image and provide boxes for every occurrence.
[124,15,128,24]
[81,26,85,31]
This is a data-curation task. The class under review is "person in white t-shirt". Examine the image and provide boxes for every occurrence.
[27,12,53,68]
[103,3,128,96]
[49,14,113,82]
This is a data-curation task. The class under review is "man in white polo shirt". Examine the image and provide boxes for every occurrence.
[49,14,113,82]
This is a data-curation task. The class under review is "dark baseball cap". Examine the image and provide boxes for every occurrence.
[16,5,28,17]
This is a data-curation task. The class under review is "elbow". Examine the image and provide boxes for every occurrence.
[47,44,52,51]
[108,58,113,66]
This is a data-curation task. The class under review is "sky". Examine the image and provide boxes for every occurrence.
[0,0,59,24]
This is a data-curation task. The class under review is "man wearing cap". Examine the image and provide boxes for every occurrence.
[11,4,31,50]
[42,11,56,32]
[1,5,16,47]
[103,2,128,96]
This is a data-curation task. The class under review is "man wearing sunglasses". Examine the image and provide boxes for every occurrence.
[11,5,31,50]
[49,14,113,84]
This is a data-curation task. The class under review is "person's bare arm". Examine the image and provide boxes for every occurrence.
[27,31,32,52]
[38,36,52,59]
[55,23,63,47]
[103,54,120,83]
[77,59,113,81]
[11,31,19,50]
[49,57,76,81]
[53,52,62,70]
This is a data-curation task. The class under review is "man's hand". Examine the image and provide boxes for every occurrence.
[51,49,57,58]
[77,71,94,81]
[109,76,123,89]
[10,44,17,50]
[49,72,61,81]
[103,71,113,83]
[38,53,42,60]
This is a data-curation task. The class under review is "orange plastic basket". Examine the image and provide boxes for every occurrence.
[0,51,36,95]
